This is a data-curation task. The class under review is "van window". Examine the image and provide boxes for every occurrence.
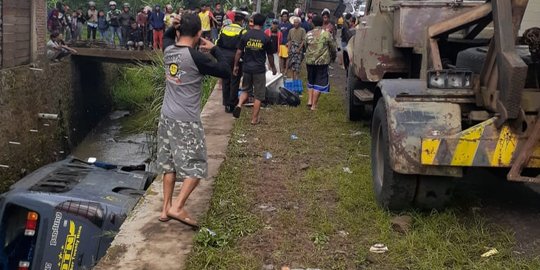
[0,204,40,270]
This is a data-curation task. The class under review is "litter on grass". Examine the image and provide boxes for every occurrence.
[291,134,299,140]
[264,152,273,160]
[343,167,353,174]
[237,139,248,144]
[481,248,499,258]
[370,243,389,254]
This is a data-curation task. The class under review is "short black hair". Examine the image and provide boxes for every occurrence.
[345,13,352,20]
[267,12,275,19]
[202,3,208,7]
[178,13,201,37]
[215,2,221,6]
[252,13,265,26]
[50,31,60,39]
[312,15,323,27]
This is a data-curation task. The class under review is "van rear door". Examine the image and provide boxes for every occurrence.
[39,202,105,270]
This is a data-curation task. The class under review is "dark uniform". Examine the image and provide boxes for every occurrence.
[216,22,246,111]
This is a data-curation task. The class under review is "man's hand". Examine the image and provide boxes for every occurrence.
[233,65,239,76]
[272,67,277,75]
[172,14,181,28]
[199,37,214,51]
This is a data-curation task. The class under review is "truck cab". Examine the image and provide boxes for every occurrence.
[0,158,154,270]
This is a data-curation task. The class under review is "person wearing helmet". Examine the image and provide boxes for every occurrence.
[278,9,293,75]
[321,8,335,36]
[149,5,165,50]
[119,3,135,49]
[215,8,248,113]
[164,4,177,28]
[107,1,122,47]
[86,1,98,40]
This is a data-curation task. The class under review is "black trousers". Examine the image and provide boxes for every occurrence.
[221,53,242,107]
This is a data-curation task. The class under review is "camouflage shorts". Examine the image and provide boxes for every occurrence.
[156,115,208,180]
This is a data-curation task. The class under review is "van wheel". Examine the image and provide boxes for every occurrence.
[371,99,417,210]
[347,66,369,121]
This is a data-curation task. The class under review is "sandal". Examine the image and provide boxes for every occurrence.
[167,213,199,229]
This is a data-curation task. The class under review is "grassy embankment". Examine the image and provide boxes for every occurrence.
[111,59,216,155]
[185,70,540,269]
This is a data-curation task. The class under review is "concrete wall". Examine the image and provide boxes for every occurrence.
[0,59,119,191]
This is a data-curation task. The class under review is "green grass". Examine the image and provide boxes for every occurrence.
[185,72,540,269]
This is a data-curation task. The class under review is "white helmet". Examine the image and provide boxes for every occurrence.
[280,9,289,16]
[88,1,96,6]
[321,8,330,16]
[293,8,302,17]
[109,1,117,6]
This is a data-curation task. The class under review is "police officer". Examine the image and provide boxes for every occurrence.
[216,6,249,113]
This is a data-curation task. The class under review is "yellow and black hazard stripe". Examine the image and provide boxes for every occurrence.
[421,117,540,168]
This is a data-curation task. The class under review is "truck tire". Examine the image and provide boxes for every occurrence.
[456,47,487,74]
[347,66,369,121]
[371,99,418,210]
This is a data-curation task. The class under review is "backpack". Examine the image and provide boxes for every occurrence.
[278,87,301,107]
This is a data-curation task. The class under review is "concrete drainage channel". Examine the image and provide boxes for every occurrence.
[93,83,234,269]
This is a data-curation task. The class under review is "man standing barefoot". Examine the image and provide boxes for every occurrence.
[232,13,277,125]
[158,14,230,228]
[305,15,336,110]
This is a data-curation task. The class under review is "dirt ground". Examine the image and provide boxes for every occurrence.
[185,63,540,269]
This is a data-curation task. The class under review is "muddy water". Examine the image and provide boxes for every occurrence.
[71,111,150,166]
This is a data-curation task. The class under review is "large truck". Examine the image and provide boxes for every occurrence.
[346,0,540,210]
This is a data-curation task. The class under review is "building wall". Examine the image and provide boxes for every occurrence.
[0,0,46,69]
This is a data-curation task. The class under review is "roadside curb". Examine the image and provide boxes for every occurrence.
[94,83,233,270]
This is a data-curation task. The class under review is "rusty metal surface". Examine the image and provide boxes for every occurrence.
[395,4,485,48]
[421,116,540,168]
[380,81,463,177]
[352,1,408,82]
[508,113,540,183]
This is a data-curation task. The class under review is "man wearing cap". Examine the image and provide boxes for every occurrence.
[216,8,248,113]
[107,1,122,47]
[278,10,293,76]
[149,5,165,50]
[86,1,98,40]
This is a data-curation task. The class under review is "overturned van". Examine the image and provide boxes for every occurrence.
[0,158,155,270]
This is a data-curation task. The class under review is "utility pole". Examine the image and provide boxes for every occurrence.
[273,0,279,15]
[256,0,262,13]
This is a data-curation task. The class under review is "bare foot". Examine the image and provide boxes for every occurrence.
[167,208,199,228]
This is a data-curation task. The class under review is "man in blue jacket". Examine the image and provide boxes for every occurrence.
[149,5,165,50]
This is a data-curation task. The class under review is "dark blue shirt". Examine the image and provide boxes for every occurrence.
[301,20,312,32]
[149,11,165,30]
[279,21,292,44]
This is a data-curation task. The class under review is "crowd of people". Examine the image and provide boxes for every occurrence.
[45,2,359,226]
[151,6,359,228]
